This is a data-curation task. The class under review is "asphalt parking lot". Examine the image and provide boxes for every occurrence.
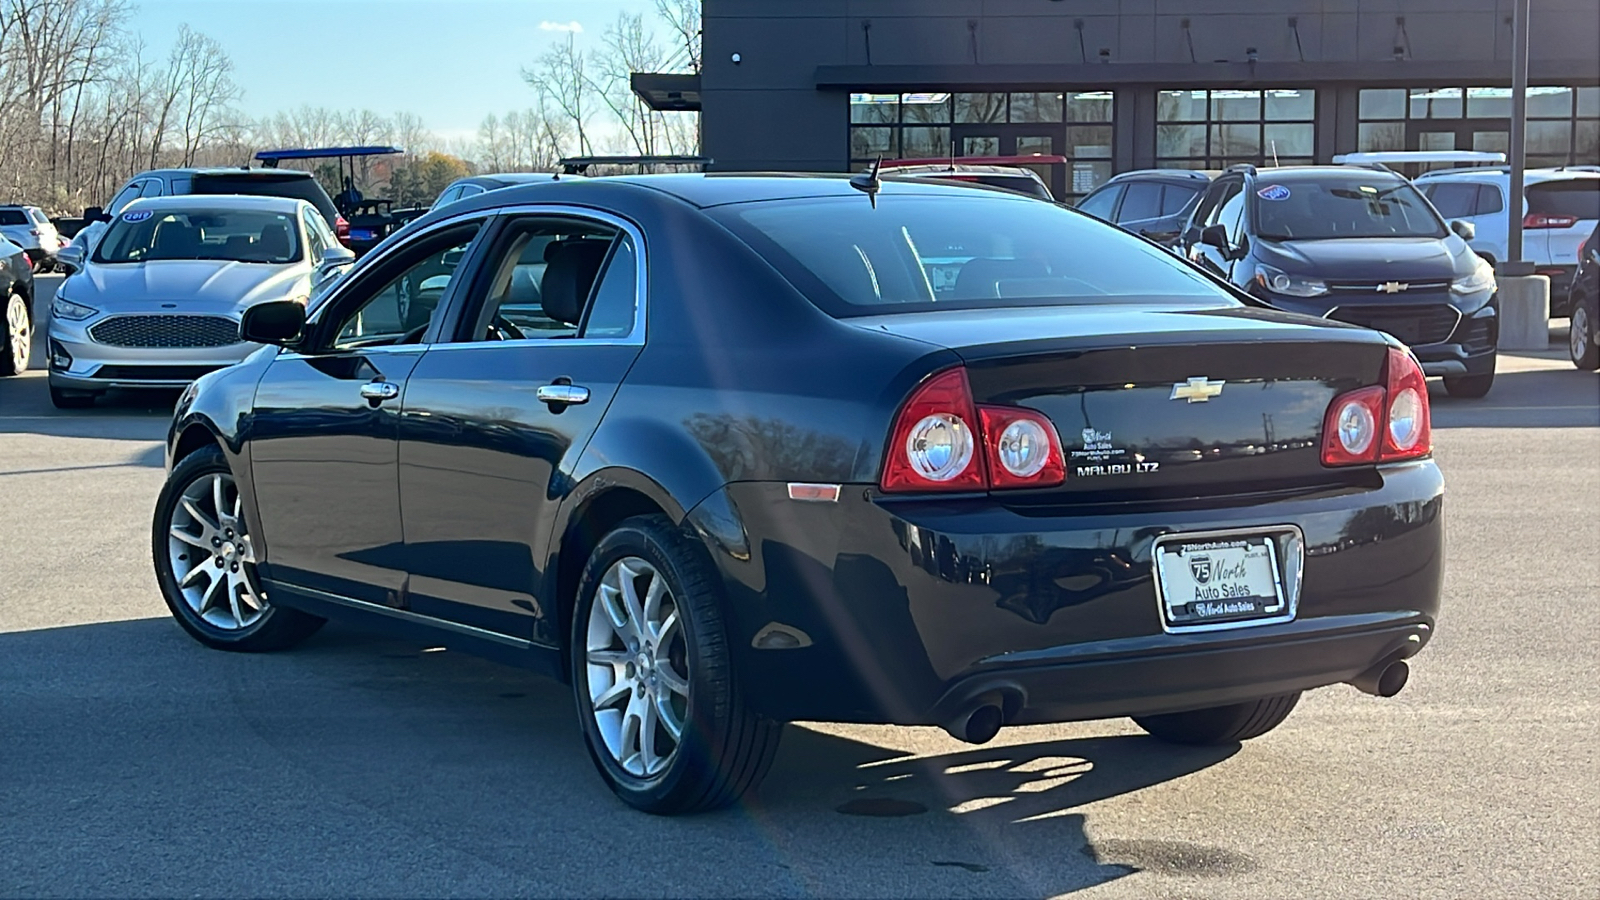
[3,274,1597,899]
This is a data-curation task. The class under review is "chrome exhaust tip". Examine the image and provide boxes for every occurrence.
[1349,659,1409,697]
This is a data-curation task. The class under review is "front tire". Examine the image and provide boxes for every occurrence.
[1134,692,1302,745]
[1443,369,1495,399]
[152,445,324,652]
[1570,292,1599,371]
[1,290,29,376]
[571,515,781,815]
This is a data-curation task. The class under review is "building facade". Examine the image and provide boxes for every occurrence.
[685,0,1599,200]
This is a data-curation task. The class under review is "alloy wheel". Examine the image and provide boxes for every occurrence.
[1572,304,1591,364]
[6,293,28,373]
[166,471,267,630]
[584,556,690,778]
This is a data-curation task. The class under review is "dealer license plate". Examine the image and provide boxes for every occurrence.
[1154,534,1289,630]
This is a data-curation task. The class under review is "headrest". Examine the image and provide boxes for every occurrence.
[540,239,611,326]
[152,223,197,258]
[259,223,291,259]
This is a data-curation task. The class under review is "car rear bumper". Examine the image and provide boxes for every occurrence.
[693,460,1444,726]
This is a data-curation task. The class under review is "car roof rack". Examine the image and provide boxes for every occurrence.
[254,146,404,168]
[1223,163,1257,174]
[881,155,1069,168]
[1332,150,1506,167]
[558,155,713,175]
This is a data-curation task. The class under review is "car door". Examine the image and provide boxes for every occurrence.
[247,218,487,605]
[1188,178,1244,278]
[396,209,646,642]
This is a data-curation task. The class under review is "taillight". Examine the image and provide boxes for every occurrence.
[28,229,39,236]
[881,368,1065,492]
[979,406,1065,489]
[335,215,351,245]
[1524,212,1578,230]
[1380,346,1431,461]
[881,368,986,492]
[1320,347,1431,467]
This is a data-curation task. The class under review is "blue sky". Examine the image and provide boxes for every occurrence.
[139,0,664,140]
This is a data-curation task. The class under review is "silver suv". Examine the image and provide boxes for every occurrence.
[0,205,63,272]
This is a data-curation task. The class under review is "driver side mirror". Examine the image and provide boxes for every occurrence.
[441,247,466,269]
[1450,220,1476,241]
[240,300,307,347]
[55,244,85,274]
[1200,223,1231,253]
[320,245,356,268]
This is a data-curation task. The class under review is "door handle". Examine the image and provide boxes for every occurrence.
[359,380,400,402]
[535,384,590,406]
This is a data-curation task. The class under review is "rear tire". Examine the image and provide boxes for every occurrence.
[571,514,781,815]
[1443,369,1495,399]
[152,445,324,652]
[1,290,29,376]
[1571,292,1598,371]
[49,385,96,409]
[1134,692,1301,745]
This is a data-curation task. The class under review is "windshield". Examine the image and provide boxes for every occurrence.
[92,209,303,264]
[711,194,1229,316]
[1252,173,1445,241]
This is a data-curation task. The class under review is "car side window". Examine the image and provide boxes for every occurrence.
[1075,185,1121,221]
[302,209,328,260]
[1117,182,1164,223]
[1161,185,1199,217]
[1425,183,1480,219]
[1218,190,1247,244]
[139,179,165,198]
[108,182,143,215]
[1205,182,1244,229]
[1191,179,1236,230]
[1476,185,1504,216]
[459,185,485,199]
[434,186,462,207]
[457,217,638,343]
[329,224,482,350]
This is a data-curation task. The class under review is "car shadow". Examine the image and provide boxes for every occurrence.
[3,616,1246,897]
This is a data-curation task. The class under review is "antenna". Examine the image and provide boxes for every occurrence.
[850,156,883,209]
[1271,140,1280,167]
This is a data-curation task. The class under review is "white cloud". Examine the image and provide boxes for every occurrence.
[539,20,583,33]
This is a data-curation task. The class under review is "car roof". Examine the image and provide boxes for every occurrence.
[884,164,1042,177]
[1414,167,1600,184]
[120,194,309,213]
[462,173,568,188]
[1105,169,1218,185]
[138,167,317,179]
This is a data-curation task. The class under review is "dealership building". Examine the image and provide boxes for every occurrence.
[635,0,1599,200]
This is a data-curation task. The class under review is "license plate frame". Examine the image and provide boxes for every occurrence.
[1153,526,1303,633]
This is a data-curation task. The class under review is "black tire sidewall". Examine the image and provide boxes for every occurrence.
[152,446,280,649]
[570,516,733,813]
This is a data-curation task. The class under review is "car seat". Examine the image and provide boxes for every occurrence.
[258,223,292,261]
[541,239,611,326]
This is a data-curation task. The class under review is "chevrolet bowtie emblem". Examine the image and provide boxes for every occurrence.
[1170,377,1226,403]
[1377,281,1409,294]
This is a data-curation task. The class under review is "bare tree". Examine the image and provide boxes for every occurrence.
[524,32,592,156]
[653,0,701,73]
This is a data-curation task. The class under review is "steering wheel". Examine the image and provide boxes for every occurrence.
[487,315,526,341]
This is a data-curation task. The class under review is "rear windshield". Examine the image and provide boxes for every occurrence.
[710,194,1229,317]
[92,208,303,264]
[0,210,28,226]
[1527,180,1600,220]
[192,173,338,224]
[1252,173,1445,240]
[920,174,1053,201]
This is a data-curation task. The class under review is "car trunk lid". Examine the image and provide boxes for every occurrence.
[854,302,1392,497]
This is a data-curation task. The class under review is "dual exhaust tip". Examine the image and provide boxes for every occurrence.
[940,660,1411,745]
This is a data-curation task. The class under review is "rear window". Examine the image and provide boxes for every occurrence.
[1527,180,1600,220]
[192,173,338,225]
[711,194,1228,317]
[0,210,28,225]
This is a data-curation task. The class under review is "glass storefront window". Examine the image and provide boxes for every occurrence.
[1580,88,1599,117]
[901,126,950,158]
[1157,89,1314,168]
[1360,89,1406,119]
[850,93,899,124]
[1409,88,1463,118]
[1358,122,1405,152]
[1009,92,1063,123]
[955,93,1006,123]
[1065,91,1113,122]
[1066,126,1113,158]
[849,127,895,158]
[901,93,951,125]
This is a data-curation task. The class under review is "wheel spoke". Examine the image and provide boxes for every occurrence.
[619,699,644,773]
[179,560,212,589]
[227,581,246,627]
[657,664,689,698]
[656,610,679,649]
[598,583,633,641]
[592,678,632,711]
[642,574,666,634]
[638,699,660,772]
[169,525,209,549]
[211,476,227,526]
[180,497,219,535]
[655,694,683,742]
[586,647,630,667]
[617,561,648,642]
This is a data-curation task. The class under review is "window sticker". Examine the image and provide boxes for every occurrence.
[121,210,153,222]
[1257,185,1291,201]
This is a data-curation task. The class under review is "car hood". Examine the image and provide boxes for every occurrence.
[69,260,311,310]
[1256,237,1471,281]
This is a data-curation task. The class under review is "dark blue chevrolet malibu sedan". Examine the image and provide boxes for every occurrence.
[152,174,1443,814]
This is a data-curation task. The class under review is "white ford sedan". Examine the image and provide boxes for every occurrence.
[48,195,353,408]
